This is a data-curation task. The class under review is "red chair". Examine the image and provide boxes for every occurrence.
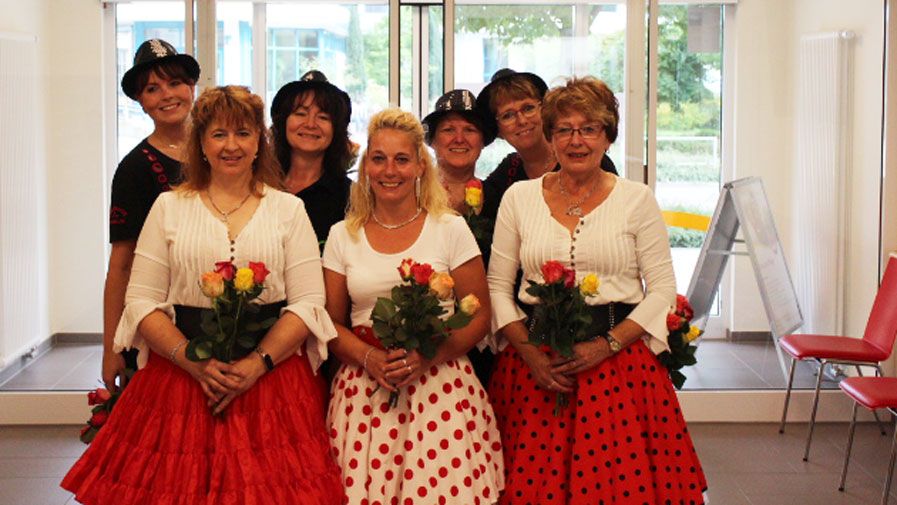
[778,252,897,461]
[838,377,897,505]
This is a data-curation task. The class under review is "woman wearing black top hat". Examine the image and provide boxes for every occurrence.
[102,39,199,392]
[475,69,618,222]
[422,89,498,385]
[270,70,354,251]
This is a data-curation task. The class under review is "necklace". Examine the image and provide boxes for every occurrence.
[371,207,422,230]
[558,171,602,217]
[206,189,252,223]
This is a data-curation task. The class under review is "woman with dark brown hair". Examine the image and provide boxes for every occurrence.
[62,85,344,505]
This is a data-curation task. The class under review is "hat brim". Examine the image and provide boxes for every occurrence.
[422,109,497,147]
[270,80,352,124]
[475,71,548,132]
[121,53,200,100]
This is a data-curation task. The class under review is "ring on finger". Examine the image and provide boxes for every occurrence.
[407,365,412,373]
[402,358,407,366]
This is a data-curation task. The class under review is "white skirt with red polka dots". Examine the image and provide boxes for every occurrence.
[327,357,505,505]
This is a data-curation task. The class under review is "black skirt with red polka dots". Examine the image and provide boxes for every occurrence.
[488,340,707,505]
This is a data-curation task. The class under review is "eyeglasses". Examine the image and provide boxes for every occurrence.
[495,102,541,126]
[552,124,603,141]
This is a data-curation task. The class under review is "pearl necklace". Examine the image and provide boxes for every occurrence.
[206,189,252,223]
[558,171,602,217]
[371,207,422,230]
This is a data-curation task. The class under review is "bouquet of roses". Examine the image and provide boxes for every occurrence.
[524,260,600,415]
[370,258,481,408]
[80,375,132,444]
[656,294,701,389]
[185,261,275,364]
[461,180,493,253]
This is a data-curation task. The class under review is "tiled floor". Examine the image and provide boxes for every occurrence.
[0,339,840,391]
[1,422,894,504]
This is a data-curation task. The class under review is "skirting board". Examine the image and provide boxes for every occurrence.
[0,390,880,425]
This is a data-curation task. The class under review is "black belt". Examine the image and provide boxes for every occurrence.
[520,301,635,338]
[173,301,286,360]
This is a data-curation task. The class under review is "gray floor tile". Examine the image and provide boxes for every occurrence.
[0,477,74,505]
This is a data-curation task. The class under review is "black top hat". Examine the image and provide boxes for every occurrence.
[121,39,200,100]
[270,70,352,124]
[422,89,497,146]
[474,68,548,124]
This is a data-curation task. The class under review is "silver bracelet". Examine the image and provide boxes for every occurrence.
[169,340,187,363]
[362,346,376,371]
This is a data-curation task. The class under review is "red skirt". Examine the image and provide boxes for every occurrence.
[61,351,344,505]
[488,341,707,505]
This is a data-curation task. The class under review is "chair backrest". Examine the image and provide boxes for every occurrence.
[863,253,897,357]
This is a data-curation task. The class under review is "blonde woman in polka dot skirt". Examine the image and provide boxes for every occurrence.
[322,108,504,505]
[487,77,707,505]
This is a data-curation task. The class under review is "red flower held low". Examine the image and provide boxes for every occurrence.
[90,411,108,428]
[667,312,684,331]
[675,294,694,320]
[87,388,111,406]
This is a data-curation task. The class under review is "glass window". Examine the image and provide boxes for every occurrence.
[217,2,253,88]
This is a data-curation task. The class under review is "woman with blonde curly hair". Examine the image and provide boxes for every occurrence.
[62,85,344,505]
[323,108,504,504]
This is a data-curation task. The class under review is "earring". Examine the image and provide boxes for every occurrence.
[202,155,207,162]
[414,176,421,202]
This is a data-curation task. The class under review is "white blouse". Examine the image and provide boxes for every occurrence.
[114,186,337,371]
[322,213,484,347]
[487,175,676,354]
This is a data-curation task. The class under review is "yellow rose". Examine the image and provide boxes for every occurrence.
[200,272,224,298]
[686,325,702,342]
[428,272,455,300]
[459,294,481,316]
[580,274,600,296]
[234,267,255,292]
[464,187,483,209]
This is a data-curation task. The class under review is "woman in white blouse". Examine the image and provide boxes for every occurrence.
[61,86,344,505]
[487,76,707,505]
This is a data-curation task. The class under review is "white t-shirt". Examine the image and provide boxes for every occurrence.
[487,175,676,354]
[322,213,481,330]
[114,186,337,370]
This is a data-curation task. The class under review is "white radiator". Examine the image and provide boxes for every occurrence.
[792,31,853,336]
[0,33,44,368]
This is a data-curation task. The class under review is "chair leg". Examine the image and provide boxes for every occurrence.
[857,365,890,436]
[804,360,827,461]
[780,357,797,434]
[882,417,897,505]
[839,402,859,491]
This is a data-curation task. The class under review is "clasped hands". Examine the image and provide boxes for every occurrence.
[364,348,432,392]
[527,339,612,393]
[185,354,267,415]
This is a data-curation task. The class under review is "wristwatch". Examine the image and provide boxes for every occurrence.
[254,347,275,371]
[603,333,622,354]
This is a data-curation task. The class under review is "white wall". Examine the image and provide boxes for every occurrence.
[727,0,884,341]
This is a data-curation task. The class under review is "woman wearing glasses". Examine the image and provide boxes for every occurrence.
[475,69,617,222]
[487,76,706,504]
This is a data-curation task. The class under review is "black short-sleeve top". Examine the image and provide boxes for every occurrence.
[294,168,352,252]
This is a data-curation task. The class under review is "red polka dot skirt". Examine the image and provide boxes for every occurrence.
[488,341,707,505]
[328,357,504,505]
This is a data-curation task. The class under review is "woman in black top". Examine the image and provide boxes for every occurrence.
[475,68,617,221]
[103,39,199,391]
[270,70,353,250]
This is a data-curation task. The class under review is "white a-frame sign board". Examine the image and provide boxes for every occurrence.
[686,177,803,378]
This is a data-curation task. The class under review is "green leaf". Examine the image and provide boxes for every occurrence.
[395,327,408,343]
[200,319,219,338]
[445,311,473,330]
[372,297,397,322]
[372,321,393,340]
[670,369,686,390]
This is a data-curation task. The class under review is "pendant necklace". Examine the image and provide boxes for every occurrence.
[558,171,602,217]
[372,207,422,230]
[207,189,252,223]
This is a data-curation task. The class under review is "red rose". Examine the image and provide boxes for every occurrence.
[87,388,111,406]
[667,312,684,331]
[398,258,416,280]
[215,261,236,281]
[248,261,270,284]
[91,411,108,428]
[675,294,694,320]
[563,268,576,288]
[541,261,565,284]
[465,179,483,190]
[410,263,435,285]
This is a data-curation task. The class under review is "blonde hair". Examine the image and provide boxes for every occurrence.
[345,108,450,238]
[541,76,619,143]
[179,86,283,196]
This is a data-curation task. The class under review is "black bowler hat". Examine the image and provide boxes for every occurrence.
[121,39,200,100]
[270,70,352,124]
[474,68,548,124]
[422,89,496,147]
